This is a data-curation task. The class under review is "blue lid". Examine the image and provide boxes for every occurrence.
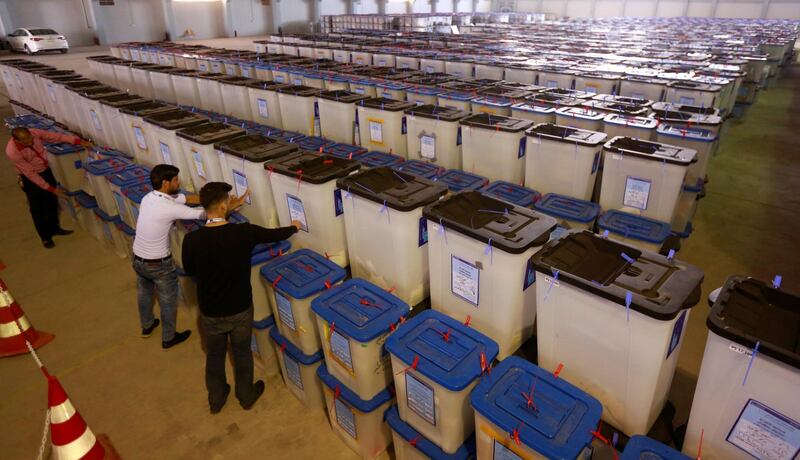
[323,143,368,160]
[385,310,499,391]
[44,143,83,155]
[672,221,693,239]
[406,86,442,96]
[534,193,600,224]
[228,212,249,224]
[259,248,347,299]
[75,192,97,209]
[107,165,150,186]
[472,96,513,107]
[393,160,444,179]
[92,207,118,222]
[385,406,476,460]
[83,157,133,176]
[470,356,602,460]
[269,326,324,365]
[4,115,52,127]
[251,240,291,266]
[253,315,275,329]
[91,146,132,159]
[122,184,152,204]
[621,436,691,460]
[115,220,135,236]
[439,91,475,102]
[376,81,409,91]
[311,279,409,342]
[656,124,717,142]
[683,178,704,193]
[482,181,540,209]
[325,75,349,83]
[598,210,672,244]
[359,151,405,168]
[434,169,488,193]
[316,364,393,413]
[297,136,335,153]
[265,128,306,144]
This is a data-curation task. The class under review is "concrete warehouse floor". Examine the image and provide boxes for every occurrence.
[1,38,799,459]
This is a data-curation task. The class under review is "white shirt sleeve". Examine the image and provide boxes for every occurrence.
[170,202,205,221]
[175,194,187,205]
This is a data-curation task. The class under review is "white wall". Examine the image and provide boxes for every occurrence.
[413,0,434,13]
[92,0,167,45]
[320,0,350,15]
[225,0,271,37]
[476,0,493,11]
[0,0,97,46]
[354,0,381,14]
[273,0,314,33]
[386,2,410,13]
[171,0,225,39]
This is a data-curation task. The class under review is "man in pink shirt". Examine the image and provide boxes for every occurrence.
[5,127,91,248]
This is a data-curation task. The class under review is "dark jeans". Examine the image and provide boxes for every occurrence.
[201,307,256,408]
[133,257,178,342]
[21,168,60,241]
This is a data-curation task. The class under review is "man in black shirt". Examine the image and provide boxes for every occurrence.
[182,182,300,413]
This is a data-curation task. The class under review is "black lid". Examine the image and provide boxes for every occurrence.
[129,62,162,69]
[459,113,532,133]
[99,93,148,108]
[264,151,360,184]
[318,90,369,103]
[359,97,415,112]
[422,191,557,254]
[526,123,607,146]
[336,167,447,212]
[478,85,531,100]
[404,104,470,122]
[81,88,126,100]
[142,65,174,72]
[525,93,584,107]
[604,137,696,165]
[244,80,291,91]
[64,81,105,91]
[197,73,237,81]
[145,110,208,130]
[707,276,799,369]
[276,85,321,97]
[219,76,260,86]
[214,134,298,162]
[531,231,704,320]
[168,69,203,76]
[37,70,77,78]
[176,122,246,145]
[43,75,83,83]
[120,101,176,116]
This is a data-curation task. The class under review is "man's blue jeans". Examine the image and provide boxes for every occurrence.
[133,257,178,342]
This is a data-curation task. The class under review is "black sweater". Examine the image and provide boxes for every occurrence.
[182,223,298,317]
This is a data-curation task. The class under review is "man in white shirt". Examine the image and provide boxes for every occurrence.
[132,165,217,348]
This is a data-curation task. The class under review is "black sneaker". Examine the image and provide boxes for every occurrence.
[162,330,191,349]
[54,228,74,236]
[210,384,231,414]
[141,318,160,338]
[43,240,55,249]
[241,381,265,410]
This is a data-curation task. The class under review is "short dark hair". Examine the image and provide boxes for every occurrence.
[200,182,232,210]
[150,164,180,189]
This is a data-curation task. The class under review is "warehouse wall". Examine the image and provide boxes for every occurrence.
[514,0,800,19]
[224,0,271,37]
[171,0,225,39]
[92,0,167,44]
[0,0,97,46]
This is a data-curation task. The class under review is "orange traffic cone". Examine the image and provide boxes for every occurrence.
[0,279,54,358]
[49,375,106,459]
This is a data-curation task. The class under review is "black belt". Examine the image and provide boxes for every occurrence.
[134,254,172,263]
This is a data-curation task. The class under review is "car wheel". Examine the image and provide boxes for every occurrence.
[60,49,68,54]
[24,44,33,55]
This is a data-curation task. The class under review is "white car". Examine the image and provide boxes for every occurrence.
[7,28,69,55]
